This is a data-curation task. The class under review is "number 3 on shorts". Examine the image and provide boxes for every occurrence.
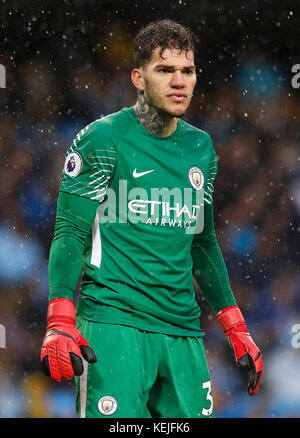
[201,380,213,416]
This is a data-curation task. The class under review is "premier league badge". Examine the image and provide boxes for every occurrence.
[188,166,204,190]
[64,151,83,177]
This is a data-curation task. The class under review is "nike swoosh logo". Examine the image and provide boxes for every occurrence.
[133,168,155,178]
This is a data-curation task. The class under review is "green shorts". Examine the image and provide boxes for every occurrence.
[75,315,213,418]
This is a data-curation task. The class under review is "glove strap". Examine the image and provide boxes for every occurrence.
[47,298,76,323]
[217,305,246,333]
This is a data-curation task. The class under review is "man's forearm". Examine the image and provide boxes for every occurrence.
[48,191,99,301]
[48,229,87,301]
[192,230,236,313]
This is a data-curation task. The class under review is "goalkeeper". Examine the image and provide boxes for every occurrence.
[41,20,263,418]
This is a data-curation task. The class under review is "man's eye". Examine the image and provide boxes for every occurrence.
[159,69,170,73]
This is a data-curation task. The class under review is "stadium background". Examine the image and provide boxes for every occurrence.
[0,0,299,418]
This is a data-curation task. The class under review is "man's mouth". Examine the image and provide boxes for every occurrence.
[168,93,187,103]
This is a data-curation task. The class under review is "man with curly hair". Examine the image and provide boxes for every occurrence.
[41,19,263,418]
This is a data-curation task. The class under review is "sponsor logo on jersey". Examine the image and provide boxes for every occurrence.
[64,151,82,177]
[98,182,205,234]
[128,199,200,219]
[127,199,202,232]
[189,166,204,190]
[98,396,118,416]
[133,168,155,178]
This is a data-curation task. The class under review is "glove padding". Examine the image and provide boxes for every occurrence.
[41,298,97,382]
[217,305,263,395]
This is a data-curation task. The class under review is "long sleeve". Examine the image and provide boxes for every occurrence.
[191,201,236,313]
[48,191,99,301]
[191,138,236,313]
[48,120,116,301]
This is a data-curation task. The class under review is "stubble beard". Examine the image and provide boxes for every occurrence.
[134,86,190,136]
[145,87,188,119]
[156,103,186,119]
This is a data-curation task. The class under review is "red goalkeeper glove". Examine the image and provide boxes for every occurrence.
[217,305,263,395]
[41,298,97,382]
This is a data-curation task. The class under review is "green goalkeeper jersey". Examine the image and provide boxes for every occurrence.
[50,106,235,336]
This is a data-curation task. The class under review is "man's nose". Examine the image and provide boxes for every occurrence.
[170,71,185,87]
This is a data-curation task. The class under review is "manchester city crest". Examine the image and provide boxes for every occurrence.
[98,396,118,416]
[188,166,204,190]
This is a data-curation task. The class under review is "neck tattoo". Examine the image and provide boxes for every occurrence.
[134,91,175,137]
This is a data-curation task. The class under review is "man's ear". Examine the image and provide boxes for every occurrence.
[131,68,145,91]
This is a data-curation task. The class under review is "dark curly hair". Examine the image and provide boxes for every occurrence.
[133,19,195,68]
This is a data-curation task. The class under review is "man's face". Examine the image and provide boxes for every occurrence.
[138,46,197,118]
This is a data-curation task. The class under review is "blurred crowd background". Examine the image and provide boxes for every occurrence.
[0,0,299,418]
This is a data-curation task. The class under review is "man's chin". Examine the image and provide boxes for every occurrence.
[158,105,187,119]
